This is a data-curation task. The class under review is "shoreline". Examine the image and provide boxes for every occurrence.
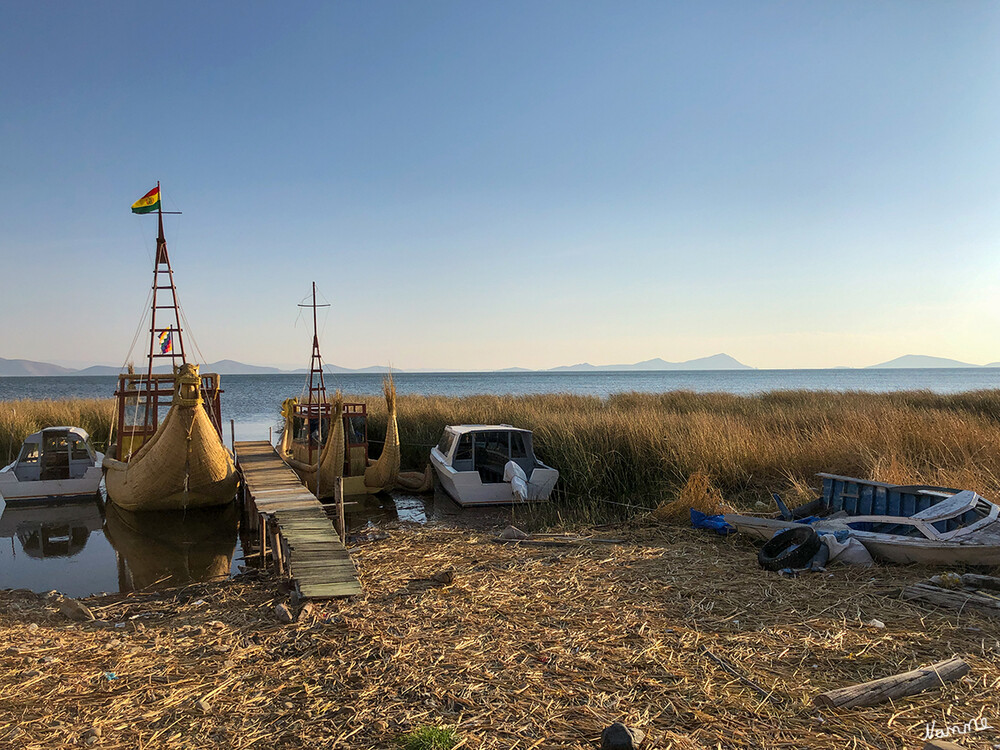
[1,521,994,749]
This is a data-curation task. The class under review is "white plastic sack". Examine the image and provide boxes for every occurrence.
[503,461,527,483]
[820,533,874,567]
[504,461,530,502]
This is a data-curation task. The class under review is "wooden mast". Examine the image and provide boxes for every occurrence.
[115,183,197,461]
[306,282,327,408]
[146,181,186,381]
[299,282,330,465]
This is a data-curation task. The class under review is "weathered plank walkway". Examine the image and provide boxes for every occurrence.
[235,440,361,598]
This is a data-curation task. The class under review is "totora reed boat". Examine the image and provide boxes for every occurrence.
[103,184,238,511]
[278,283,429,498]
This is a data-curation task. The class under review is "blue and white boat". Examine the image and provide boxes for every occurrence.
[726,473,1000,565]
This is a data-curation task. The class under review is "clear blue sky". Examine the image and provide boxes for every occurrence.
[2,2,998,370]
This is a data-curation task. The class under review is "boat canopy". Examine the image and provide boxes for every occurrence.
[436,425,539,483]
[13,427,97,482]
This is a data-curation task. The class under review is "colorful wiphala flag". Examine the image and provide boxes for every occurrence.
[159,329,172,354]
[131,186,161,214]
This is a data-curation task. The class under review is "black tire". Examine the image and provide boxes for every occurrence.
[758,527,822,571]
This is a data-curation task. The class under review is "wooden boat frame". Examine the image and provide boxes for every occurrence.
[113,371,224,460]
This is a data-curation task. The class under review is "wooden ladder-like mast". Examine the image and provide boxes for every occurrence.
[299,282,331,466]
[146,181,186,381]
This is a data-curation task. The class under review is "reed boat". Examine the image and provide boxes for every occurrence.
[277,283,412,499]
[725,473,1000,566]
[103,184,238,512]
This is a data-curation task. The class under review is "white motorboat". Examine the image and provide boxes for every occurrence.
[725,473,1000,566]
[429,425,558,506]
[0,427,104,502]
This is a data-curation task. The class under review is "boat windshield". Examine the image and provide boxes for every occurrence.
[293,416,330,444]
[18,443,40,464]
[436,430,456,457]
[70,438,92,461]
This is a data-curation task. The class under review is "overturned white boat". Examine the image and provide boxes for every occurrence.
[0,427,104,502]
[430,425,558,507]
[726,473,1000,566]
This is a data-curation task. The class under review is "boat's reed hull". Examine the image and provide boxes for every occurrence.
[278,385,401,500]
[104,403,237,512]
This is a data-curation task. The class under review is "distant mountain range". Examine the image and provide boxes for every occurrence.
[543,354,752,371]
[865,354,1000,369]
[0,357,408,377]
[4,352,1000,376]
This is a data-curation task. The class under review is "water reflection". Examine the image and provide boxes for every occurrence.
[0,480,504,596]
[0,496,104,559]
[104,501,240,592]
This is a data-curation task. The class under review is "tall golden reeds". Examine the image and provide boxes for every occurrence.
[356,389,1000,513]
[0,398,115,464]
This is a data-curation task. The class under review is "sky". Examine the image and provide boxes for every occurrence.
[1,1,999,370]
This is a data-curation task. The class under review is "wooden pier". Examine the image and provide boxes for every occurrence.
[235,440,361,598]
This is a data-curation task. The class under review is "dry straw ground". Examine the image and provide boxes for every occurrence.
[2,524,998,750]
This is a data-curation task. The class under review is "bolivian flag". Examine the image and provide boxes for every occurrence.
[131,186,160,214]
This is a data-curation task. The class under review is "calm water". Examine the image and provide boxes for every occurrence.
[3,369,1000,442]
[2,367,998,596]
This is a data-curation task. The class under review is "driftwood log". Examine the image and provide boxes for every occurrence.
[813,657,969,708]
[902,583,1000,618]
[960,573,1000,592]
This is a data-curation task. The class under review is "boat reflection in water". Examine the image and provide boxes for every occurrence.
[0,496,104,559]
[104,501,239,592]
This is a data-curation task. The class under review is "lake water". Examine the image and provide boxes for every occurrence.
[0,488,472,598]
[3,369,999,443]
[2,367,998,597]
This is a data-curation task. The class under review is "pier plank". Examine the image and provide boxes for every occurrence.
[235,441,361,598]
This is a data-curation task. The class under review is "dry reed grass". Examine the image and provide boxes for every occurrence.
[652,472,733,521]
[1,524,997,749]
[0,398,115,463]
[357,389,1000,515]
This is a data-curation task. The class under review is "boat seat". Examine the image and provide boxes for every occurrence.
[910,490,979,522]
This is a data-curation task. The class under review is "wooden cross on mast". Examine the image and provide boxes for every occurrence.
[299,282,331,409]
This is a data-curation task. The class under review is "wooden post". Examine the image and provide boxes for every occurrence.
[334,477,346,543]
[260,515,268,569]
[269,525,284,574]
[230,419,235,453]
[814,657,969,708]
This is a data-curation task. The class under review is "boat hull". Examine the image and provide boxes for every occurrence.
[105,402,237,512]
[430,450,558,507]
[725,514,1000,566]
[0,464,104,502]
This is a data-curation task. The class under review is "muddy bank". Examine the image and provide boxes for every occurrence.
[1,523,997,749]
